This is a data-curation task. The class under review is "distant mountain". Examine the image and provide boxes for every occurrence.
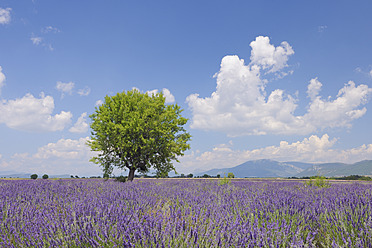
[296,160,372,177]
[49,174,72,178]
[195,159,372,178]
[196,159,314,178]
[0,171,31,178]
[2,160,372,179]
[0,171,72,179]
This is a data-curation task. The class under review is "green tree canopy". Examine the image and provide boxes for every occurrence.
[227,172,235,178]
[87,89,191,181]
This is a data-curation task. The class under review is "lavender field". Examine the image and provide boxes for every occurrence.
[0,179,371,247]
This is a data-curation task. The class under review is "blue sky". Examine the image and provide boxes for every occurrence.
[1,0,372,176]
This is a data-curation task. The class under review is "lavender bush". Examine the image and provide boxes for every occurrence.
[0,179,371,247]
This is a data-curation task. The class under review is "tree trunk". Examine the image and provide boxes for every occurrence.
[128,167,136,181]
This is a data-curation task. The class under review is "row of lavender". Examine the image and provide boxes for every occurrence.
[0,179,371,247]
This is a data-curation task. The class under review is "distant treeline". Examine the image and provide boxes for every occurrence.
[288,175,372,181]
[98,173,229,179]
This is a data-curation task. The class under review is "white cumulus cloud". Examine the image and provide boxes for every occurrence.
[0,137,100,175]
[69,112,89,133]
[0,93,72,132]
[162,88,175,103]
[0,7,11,24]
[304,81,371,129]
[34,137,92,160]
[249,36,294,73]
[187,36,372,136]
[307,77,322,100]
[56,81,74,97]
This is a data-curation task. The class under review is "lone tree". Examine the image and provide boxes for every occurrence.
[87,89,191,181]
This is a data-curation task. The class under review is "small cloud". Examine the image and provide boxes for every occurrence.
[147,88,175,103]
[69,112,89,133]
[42,26,60,34]
[56,81,74,98]
[95,100,103,106]
[30,35,43,45]
[147,89,158,96]
[45,43,54,51]
[30,26,60,51]
[77,87,91,96]
[354,67,372,78]
[162,88,175,103]
[0,66,6,95]
[318,25,327,33]
[30,34,54,51]
[0,8,11,25]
